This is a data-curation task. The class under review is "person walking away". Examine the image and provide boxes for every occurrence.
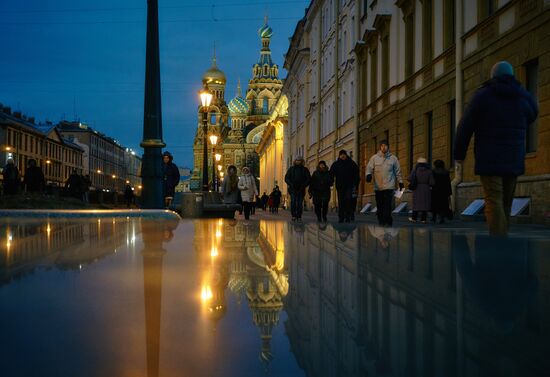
[408,157,434,223]
[221,165,240,204]
[162,151,180,209]
[261,192,269,211]
[309,160,333,223]
[65,169,82,199]
[124,184,134,208]
[238,166,258,220]
[284,157,311,222]
[23,159,45,193]
[431,160,452,223]
[81,174,92,203]
[366,140,404,226]
[2,158,19,195]
[454,61,538,236]
[329,150,360,223]
[272,186,282,213]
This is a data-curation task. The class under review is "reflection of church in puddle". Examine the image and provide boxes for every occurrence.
[0,218,130,285]
[194,219,288,366]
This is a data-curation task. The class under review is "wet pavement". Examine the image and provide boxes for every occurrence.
[0,216,549,377]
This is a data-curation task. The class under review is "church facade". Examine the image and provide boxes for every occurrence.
[191,19,283,192]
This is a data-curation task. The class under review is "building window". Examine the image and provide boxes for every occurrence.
[363,0,368,17]
[426,111,433,163]
[408,120,414,172]
[444,0,455,50]
[263,98,269,114]
[479,0,495,20]
[524,58,539,153]
[423,0,433,65]
[381,35,389,92]
[405,13,415,78]
[370,45,378,102]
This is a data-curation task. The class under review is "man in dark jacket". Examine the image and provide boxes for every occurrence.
[162,151,180,209]
[284,157,311,222]
[329,150,360,223]
[309,160,333,223]
[23,159,46,193]
[454,61,538,236]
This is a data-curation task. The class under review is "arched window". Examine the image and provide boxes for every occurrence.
[210,113,216,125]
[263,98,269,114]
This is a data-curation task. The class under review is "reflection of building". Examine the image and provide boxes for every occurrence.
[285,223,550,376]
[124,148,142,189]
[191,18,283,191]
[0,218,130,286]
[194,219,288,367]
[0,106,85,186]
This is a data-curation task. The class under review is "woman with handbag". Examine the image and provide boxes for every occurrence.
[238,166,258,220]
[408,157,434,223]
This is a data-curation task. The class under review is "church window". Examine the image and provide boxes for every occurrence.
[263,98,269,114]
[210,113,216,125]
[264,65,268,76]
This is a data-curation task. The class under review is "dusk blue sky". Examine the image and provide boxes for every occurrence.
[0,0,309,168]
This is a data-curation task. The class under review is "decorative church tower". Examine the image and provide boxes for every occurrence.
[245,16,283,138]
[191,49,230,190]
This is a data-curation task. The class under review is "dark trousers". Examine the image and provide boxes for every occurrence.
[480,175,517,236]
[375,189,394,226]
[243,201,252,220]
[337,187,353,221]
[313,196,329,221]
[290,192,304,218]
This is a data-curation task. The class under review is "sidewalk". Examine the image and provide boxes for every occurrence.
[245,206,550,236]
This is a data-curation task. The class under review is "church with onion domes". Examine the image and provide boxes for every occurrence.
[191,18,283,191]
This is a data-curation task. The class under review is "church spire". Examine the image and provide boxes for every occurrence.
[237,78,242,97]
[212,41,217,67]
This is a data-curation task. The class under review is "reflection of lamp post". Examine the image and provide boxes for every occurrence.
[199,87,213,191]
[209,135,218,191]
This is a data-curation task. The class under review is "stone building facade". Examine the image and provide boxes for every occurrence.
[356,0,550,222]
[283,0,360,207]
[0,105,84,188]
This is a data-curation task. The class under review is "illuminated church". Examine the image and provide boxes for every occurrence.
[191,18,283,190]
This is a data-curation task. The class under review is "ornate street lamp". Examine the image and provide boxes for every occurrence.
[215,155,222,191]
[209,135,218,191]
[199,86,213,191]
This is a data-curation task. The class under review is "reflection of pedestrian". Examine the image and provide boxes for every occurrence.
[431,160,452,223]
[453,234,537,332]
[238,166,258,220]
[366,140,404,227]
[162,151,180,209]
[65,169,82,199]
[454,61,538,236]
[221,165,239,204]
[329,150,360,223]
[309,160,333,223]
[284,157,311,222]
[124,184,134,208]
[367,224,400,250]
[23,159,45,193]
[333,222,358,242]
[408,157,434,223]
[2,158,19,195]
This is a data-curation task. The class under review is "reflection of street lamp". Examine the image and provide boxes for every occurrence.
[199,86,213,191]
[214,153,222,191]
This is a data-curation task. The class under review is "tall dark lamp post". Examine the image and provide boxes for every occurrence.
[209,134,218,191]
[140,0,165,208]
[199,87,213,191]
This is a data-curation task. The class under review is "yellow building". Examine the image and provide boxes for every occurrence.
[256,95,288,195]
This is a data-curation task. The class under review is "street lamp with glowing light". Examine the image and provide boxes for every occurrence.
[199,86,213,191]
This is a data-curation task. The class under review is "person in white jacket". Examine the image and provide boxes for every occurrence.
[238,166,258,220]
